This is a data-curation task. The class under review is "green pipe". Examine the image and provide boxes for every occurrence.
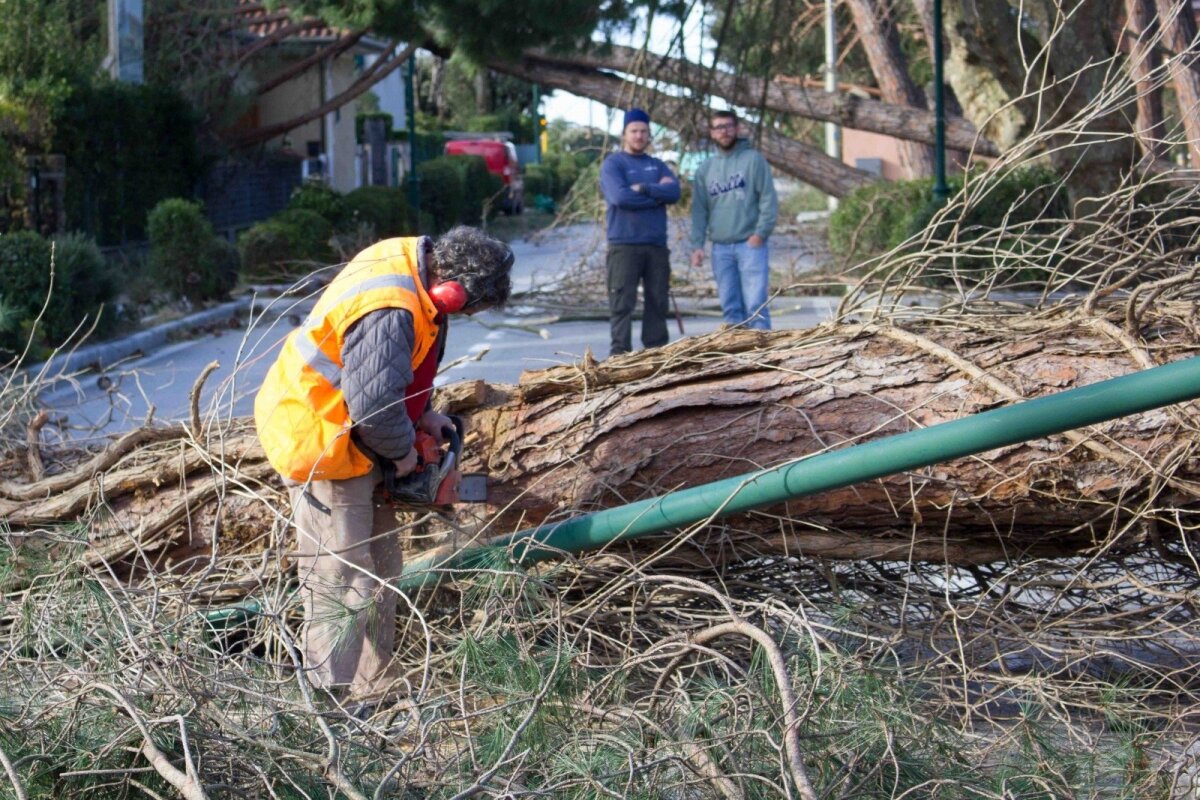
[400,355,1200,589]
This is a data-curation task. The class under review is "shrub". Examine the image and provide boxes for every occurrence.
[904,165,1069,245]
[523,163,556,200]
[829,166,1070,275]
[828,179,932,264]
[0,230,117,354]
[205,237,242,297]
[46,233,118,342]
[344,186,411,238]
[238,208,334,278]
[554,160,603,220]
[146,198,234,301]
[416,157,465,234]
[448,154,504,224]
[546,152,581,200]
[287,181,351,231]
[0,231,52,354]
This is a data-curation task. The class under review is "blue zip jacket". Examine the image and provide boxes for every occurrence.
[599,150,681,247]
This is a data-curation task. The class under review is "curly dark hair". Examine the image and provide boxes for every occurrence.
[429,226,513,311]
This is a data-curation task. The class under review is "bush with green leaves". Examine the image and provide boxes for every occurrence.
[545,151,581,200]
[287,181,351,231]
[343,185,412,238]
[829,166,1070,278]
[828,179,937,264]
[448,154,504,224]
[146,198,236,302]
[0,230,117,355]
[523,163,556,200]
[238,208,335,278]
[416,156,466,234]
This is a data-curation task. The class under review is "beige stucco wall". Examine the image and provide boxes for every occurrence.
[841,128,905,181]
[254,54,365,193]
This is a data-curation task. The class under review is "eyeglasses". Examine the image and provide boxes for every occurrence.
[710,122,737,131]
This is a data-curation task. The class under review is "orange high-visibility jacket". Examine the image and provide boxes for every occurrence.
[254,237,441,482]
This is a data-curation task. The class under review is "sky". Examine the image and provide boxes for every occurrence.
[542,8,712,135]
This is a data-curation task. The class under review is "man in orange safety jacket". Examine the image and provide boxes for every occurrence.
[254,226,513,702]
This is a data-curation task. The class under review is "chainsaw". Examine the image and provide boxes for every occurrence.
[378,415,488,507]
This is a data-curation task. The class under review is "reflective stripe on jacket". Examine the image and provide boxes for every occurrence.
[254,237,441,482]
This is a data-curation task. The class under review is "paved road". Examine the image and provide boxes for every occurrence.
[37,224,838,443]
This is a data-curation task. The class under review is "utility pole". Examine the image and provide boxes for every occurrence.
[406,52,419,214]
[106,0,144,84]
[824,0,842,211]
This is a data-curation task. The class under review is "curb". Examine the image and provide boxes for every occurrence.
[24,297,256,380]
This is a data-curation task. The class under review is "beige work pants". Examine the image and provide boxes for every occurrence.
[287,468,402,695]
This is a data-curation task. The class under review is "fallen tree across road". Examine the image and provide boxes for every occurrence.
[4,306,1198,571]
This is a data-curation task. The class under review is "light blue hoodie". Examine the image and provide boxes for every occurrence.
[690,140,778,249]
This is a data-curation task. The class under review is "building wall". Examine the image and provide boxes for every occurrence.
[841,128,906,181]
[254,55,365,193]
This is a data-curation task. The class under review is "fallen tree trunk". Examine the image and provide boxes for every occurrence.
[521,44,1000,157]
[3,312,1199,568]
[490,56,878,198]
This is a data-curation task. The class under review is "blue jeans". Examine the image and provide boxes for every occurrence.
[711,240,771,329]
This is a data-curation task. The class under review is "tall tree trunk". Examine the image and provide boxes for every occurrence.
[1153,0,1200,165]
[940,0,1031,150]
[1126,0,1168,162]
[474,69,493,114]
[944,0,1136,210]
[430,56,447,121]
[844,0,937,176]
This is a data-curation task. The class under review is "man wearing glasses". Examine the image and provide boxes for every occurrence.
[689,110,779,330]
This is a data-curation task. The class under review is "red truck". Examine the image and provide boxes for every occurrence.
[444,139,525,215]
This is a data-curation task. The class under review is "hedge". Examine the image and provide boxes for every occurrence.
[447,154,504,224]
[0,230,117,354]
[344,186,412,238]
[239,208,335,278]
[51,81,202,245]
[416,157,466,234]
[287,181,352,231]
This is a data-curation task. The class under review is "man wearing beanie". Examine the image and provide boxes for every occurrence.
[599,107,681,356]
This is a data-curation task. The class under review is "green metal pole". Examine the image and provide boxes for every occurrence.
[532,83,542,164]
[932,0,948,203]
[400,356,1200,589]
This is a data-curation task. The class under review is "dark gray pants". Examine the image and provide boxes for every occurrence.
[607,244,670,356]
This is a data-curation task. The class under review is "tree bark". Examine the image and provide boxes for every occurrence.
[844,0,937,176]
[492,57,878,197]
[1154,0,1200,165]
[1125,0,1169,162]
[430,56,447,120]
[5,314,1198,569]
[520,44,999,157]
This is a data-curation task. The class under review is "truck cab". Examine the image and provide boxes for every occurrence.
[443,139,524,215]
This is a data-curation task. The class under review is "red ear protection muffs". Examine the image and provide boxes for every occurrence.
[429,280,468,314]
